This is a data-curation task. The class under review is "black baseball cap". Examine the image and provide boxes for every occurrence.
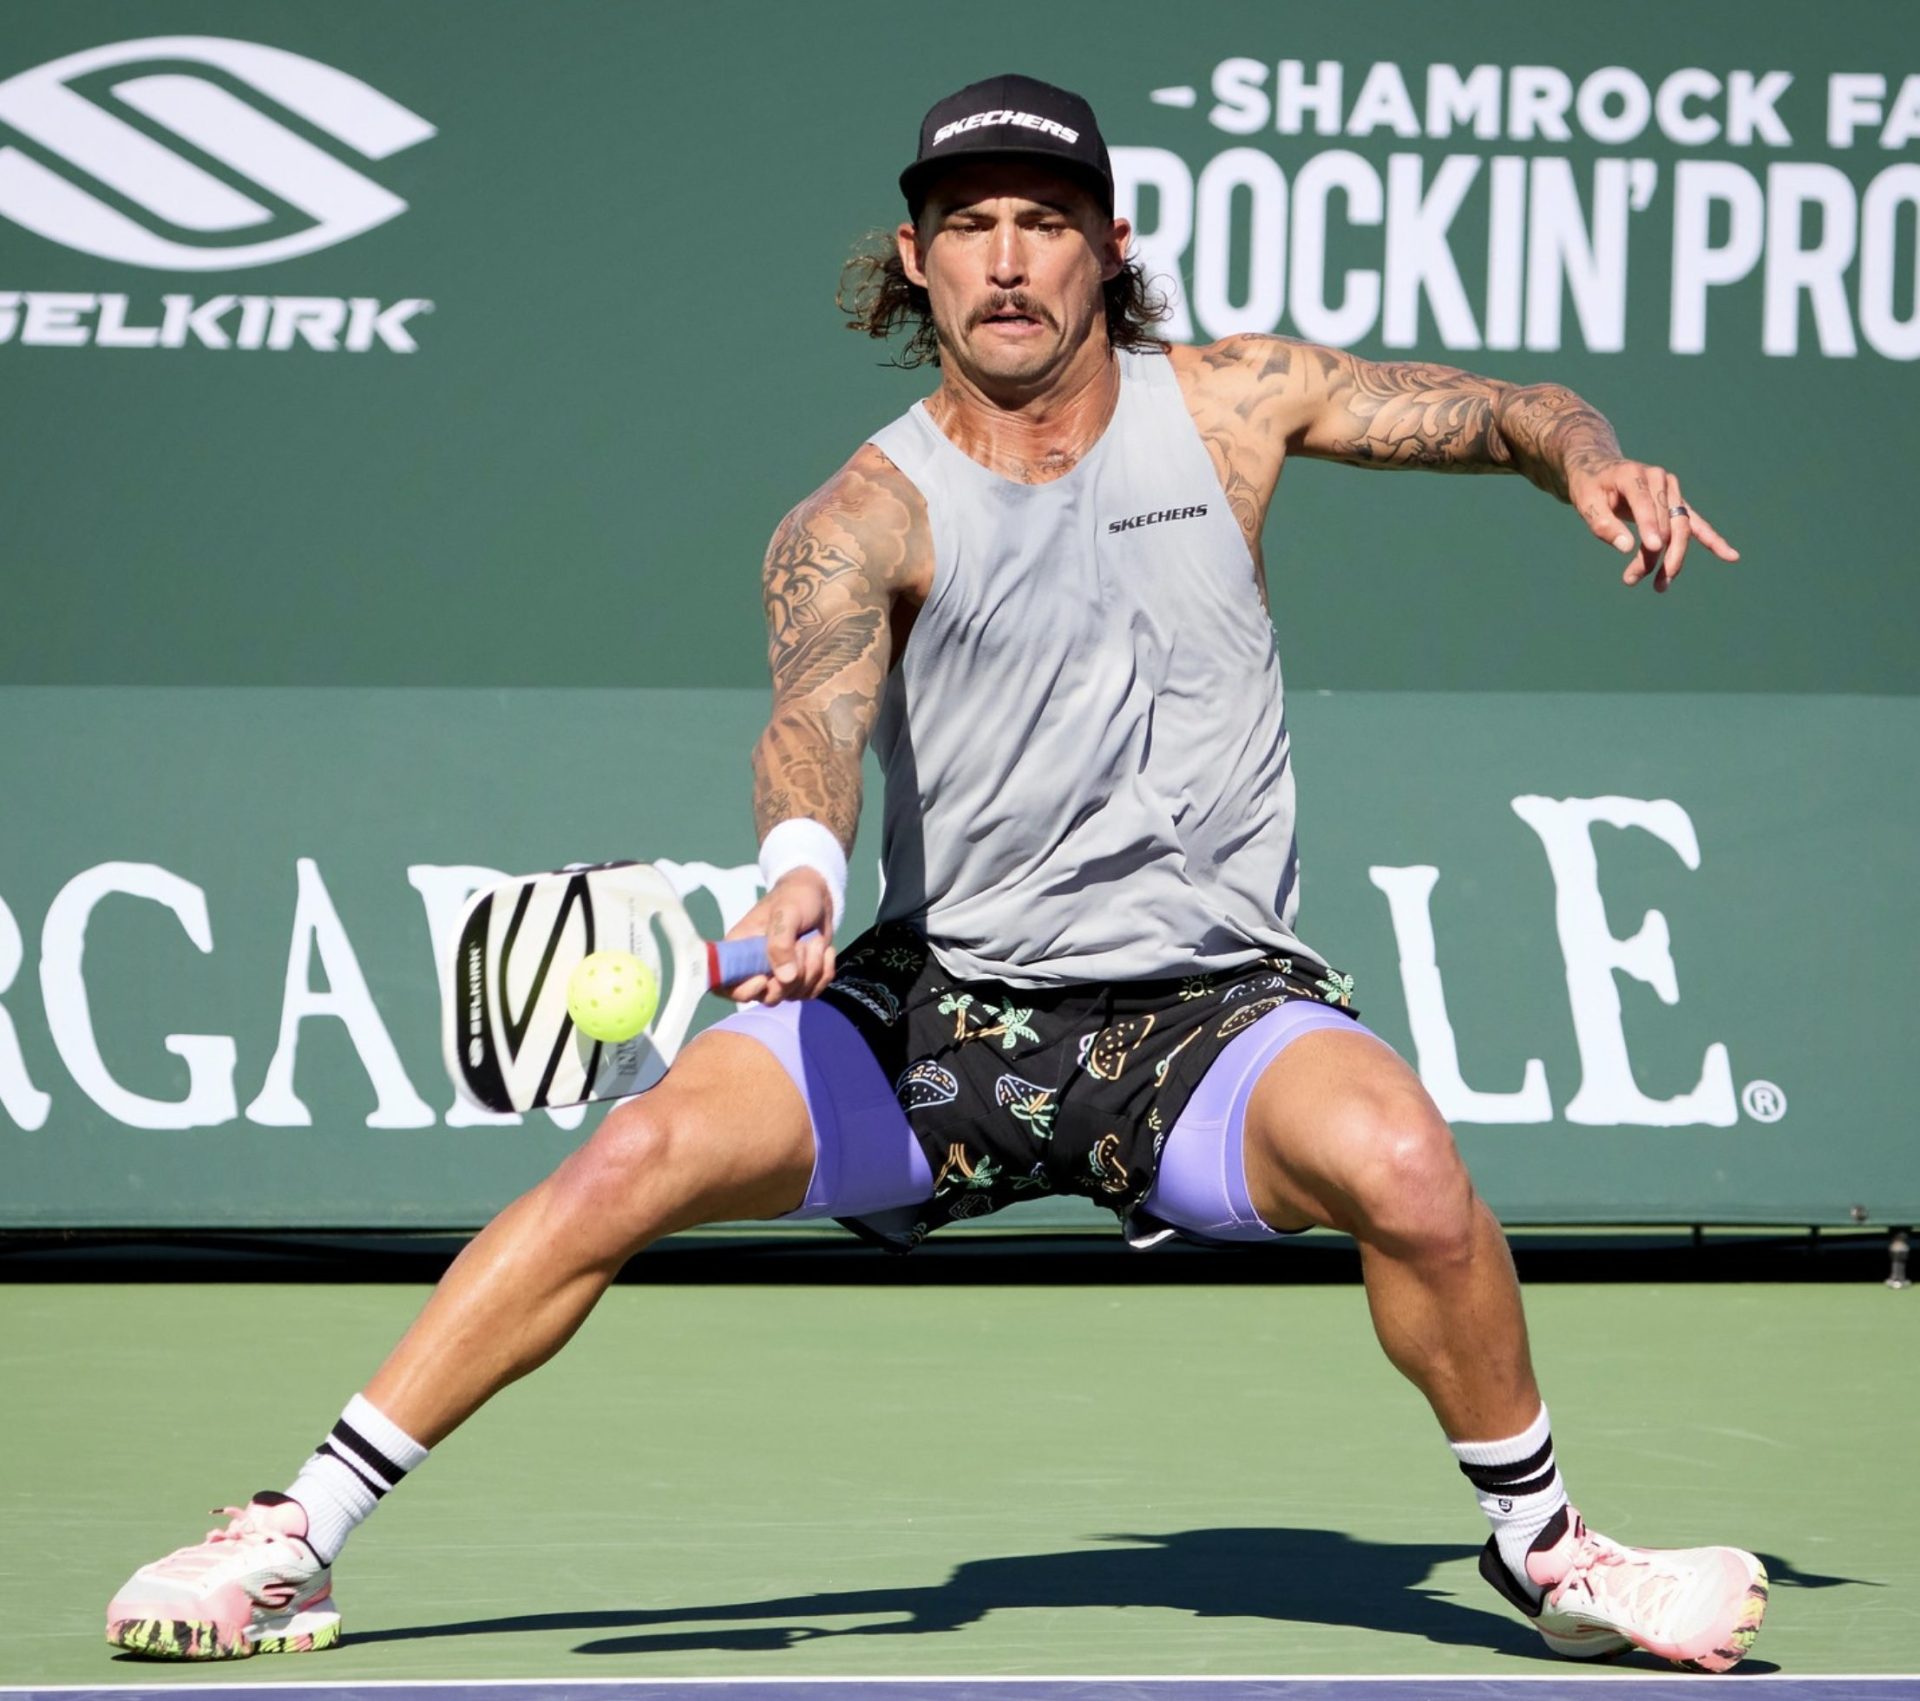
[899,73,1113,217]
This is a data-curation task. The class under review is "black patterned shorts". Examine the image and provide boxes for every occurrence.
[818,921,1361,1248]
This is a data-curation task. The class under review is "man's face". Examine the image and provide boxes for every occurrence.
[898,161,1129,389]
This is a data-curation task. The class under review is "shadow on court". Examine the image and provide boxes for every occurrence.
[349,1527,1854,1667]
[5,1225,1905,1287]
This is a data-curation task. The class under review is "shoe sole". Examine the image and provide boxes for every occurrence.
[1675,1562,1770,1674]
[1538,1624,1633,1659]
[107,1605,341,1661]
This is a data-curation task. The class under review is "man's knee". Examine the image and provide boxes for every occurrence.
[1253,1061,1477,1257]
[1343,1105,1478,1260]
[544,1034,817,1248]
[576,1094,684,1186]
[545,1091,713,1250]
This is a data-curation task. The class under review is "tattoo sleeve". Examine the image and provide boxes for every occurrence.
[749,459,914,852]
[1302,350,1622,500]
[1180,335,1306,595]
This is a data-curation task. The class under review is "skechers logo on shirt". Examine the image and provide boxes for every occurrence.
[1107,504,1209,534]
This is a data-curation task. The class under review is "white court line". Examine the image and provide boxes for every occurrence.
[6,1677,1918,1691]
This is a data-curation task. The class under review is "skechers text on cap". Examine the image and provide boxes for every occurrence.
[900,73,1114,216]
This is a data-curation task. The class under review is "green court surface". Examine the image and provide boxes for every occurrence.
[2,1278,1912,1683]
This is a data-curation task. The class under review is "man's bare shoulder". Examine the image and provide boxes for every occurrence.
[768,442,931,598]
[1168,335,1341,417]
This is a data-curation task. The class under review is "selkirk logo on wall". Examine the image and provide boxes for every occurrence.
[0,36,433,351]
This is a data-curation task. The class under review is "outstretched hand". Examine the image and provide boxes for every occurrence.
[724,869,837,1005]
[1567,459,1740,594]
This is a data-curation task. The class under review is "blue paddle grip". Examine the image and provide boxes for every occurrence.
[709,930,823,989]
[710,936,771,986]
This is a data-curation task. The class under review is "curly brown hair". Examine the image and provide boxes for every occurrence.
[838,234,1171,369]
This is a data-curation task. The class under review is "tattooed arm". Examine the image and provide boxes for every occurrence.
[1183,336,1738,594]
[731,445,929,1002]
[1283,348,1611,486]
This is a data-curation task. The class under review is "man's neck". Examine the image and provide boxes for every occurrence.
[924,342,1120,485]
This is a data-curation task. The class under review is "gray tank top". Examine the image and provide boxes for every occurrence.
[868,347,1322,987]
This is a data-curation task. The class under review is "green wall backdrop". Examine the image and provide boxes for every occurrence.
[1,1,1914,1229]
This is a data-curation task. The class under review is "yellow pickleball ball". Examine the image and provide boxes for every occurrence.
[566,951,659,1044]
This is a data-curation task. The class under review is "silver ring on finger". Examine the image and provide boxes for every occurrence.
[1668,503,1690,517]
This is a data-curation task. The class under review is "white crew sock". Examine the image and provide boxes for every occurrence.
[1451,1403,1568,1600]
[285,1393,429,1564]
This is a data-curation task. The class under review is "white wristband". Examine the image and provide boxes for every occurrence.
[757,818,847,932]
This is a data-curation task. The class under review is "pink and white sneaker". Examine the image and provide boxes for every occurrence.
[1480,1505,1768,1672]
[106,1492,339,1660]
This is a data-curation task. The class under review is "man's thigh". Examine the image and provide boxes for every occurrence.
[592,1023,819,1228]
[1239,1025,1459,1234]
[694,999,933,1225]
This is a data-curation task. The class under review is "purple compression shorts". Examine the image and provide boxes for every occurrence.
[710,994,1378,1244]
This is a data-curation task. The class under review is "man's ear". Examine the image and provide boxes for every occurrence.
[897,220,929,288]
[1101,215,1133,283]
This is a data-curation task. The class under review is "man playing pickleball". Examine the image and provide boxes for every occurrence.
[109,74,1765,1670]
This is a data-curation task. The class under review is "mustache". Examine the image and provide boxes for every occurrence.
[971,291,1055,330]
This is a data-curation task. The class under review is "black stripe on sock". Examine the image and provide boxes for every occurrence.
[1490,1465,1560,1502]
[1458,1435,1554,1491]
[331,1419,406,1489]
[318,1440,388,1499]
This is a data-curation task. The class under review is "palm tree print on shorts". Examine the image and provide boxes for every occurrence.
[933,1141,1001,1196]
[971,1003,1040,1051]
[937,989,974,1040]
[1315,970,1357,1007]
